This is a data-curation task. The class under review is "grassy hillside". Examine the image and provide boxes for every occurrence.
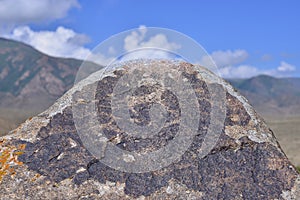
[264,116,300,167]
[0,107,36,136]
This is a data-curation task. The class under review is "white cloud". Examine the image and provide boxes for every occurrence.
[201,49,298,78]
[108,46,116,55]
[277,61,296,72]
[0,0,79,27]
[219,61,297,79]
[5,25,114,66]
[87,53,114,66]
[5,26,91,60]
[124,25,147,51]
[141,33,181,50]
[2,24,117,66]
[122,25,181,61]
[2,25,183,66]
[219,65,260,79]
[93,25,182,65]
[201,49,249,68]
[5,24,295,79]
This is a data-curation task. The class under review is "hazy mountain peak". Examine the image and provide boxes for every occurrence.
[0,37,100,110]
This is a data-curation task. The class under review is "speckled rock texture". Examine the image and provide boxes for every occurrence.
[0,60,299,200]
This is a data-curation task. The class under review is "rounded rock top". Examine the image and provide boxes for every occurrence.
[0,60,299,199]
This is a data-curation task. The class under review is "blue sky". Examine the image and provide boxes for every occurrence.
[0,0,299,78]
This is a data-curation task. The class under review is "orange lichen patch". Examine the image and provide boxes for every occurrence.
[30,173,41,182]
[0,139,25,182]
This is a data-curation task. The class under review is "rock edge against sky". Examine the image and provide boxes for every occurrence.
[0,60,299,199]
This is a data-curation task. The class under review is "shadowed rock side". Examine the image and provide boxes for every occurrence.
[0,60,299,200]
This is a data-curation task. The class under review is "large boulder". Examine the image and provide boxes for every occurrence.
[0,60,299,199]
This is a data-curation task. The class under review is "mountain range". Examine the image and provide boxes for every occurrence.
[0,37,299,134]
[0,38,100,134]
[228,75,300,117]
[0,38,100,110]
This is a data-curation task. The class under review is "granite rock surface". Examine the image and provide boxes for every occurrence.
[0,60,299,200]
